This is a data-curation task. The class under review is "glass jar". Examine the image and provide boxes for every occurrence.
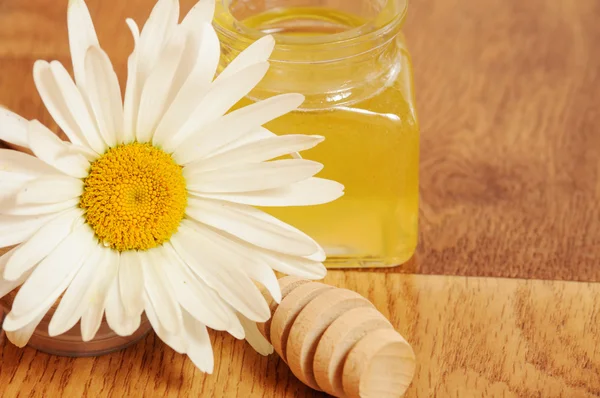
[1,290,151,356]
[214,0,419,268]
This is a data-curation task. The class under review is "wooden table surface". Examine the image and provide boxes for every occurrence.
[1,0,599,397]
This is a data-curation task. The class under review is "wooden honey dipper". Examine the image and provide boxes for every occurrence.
[258,277,416,398]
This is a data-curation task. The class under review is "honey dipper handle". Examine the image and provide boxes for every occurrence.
[259,277,416,398]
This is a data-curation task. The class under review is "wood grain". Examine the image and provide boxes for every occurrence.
[0,0,598,281]
[0,0,599,396]
[2,271,599,397]
[409,0,600,281]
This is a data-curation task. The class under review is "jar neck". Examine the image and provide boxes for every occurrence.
[214,0,409,110]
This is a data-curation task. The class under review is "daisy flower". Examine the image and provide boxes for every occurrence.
[0,0,343,372]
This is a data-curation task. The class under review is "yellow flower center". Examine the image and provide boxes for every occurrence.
[80,142,187,252]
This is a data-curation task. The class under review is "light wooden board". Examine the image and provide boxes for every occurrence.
[1,272,599,397]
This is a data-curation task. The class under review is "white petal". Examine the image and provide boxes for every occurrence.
[0,148,56,208]
[3,223,95,331]
[80,308,103,342]
[172,94,305,164]
[122,19,141,144]
[0,147,59,178]
[306,244,327,262]
[0,172,28,184]
[137,0,179,81]
[17,175,83,205]
[67,0,100,91]
[144,292,186,353]
[0,246,31,298]
[190,177,345,207]
[65,142,98,162]
[257,249,327,280]
[84,46,122,147]
[0,212,61,248]
[0,107,29,148]
[236,312,274,356]
[0,163,33,187]
[159,14,216,124]
[2,198,80,216]
[0,246,16,271]
[48,243,104,336]
[160,244,235,332]
[105,258,142,337]
[27,120,90,178]
[180,0,215,30]
[244,261,281,303]
[117,251,145,318]
[126,18,140,41]
[227,313,245,340]
[152,24,220,147]
[164,62,270,153]
[142,248,182,334]
[5,302,53,348]
[193,207,327,271]
[186,198,321,257]
[165,34,200,107]
[49,61,106,153]
[182,309,214,373]
[136,31,186,143]
[4,208,82,281]
[215,35,275,82]
[33,60,86,147]
[187,223,281,303]
[0,180,24,211]
[209,127,275,157]
[80,248,118,341]
[170,223,270,322]
[185,134,323,172]
[185,159,323,193]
